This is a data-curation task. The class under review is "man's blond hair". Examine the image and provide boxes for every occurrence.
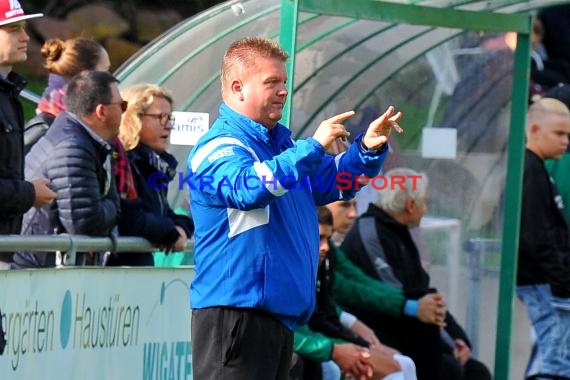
[526,98,570,136]
[220,37,288,99]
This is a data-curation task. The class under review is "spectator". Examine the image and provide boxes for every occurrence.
[340,168,491,380]
[12,71,122,268]
[293,206,417,380]
[24,36,110,152]
[542,84,570,223]
[0,1,56,269]
[323,200,447,335]
[529,18,570,97]
[326,199,358,246]
[25,37,170,266]
[517,98,570,379]
[111,83,193,266]
[23,38,132,197]
[188,36,402,380]
[538,5,570,64]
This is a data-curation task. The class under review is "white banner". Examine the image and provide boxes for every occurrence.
[0,267,195,379]
[170,112,209,146]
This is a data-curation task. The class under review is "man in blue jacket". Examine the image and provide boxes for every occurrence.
[187,36,403,380]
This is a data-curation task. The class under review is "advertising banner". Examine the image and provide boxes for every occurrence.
[0,267,195,379]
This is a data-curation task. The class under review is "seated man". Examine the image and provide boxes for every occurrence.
[293,207,417,380]
[340,168,491,380]
[325,200,447,331]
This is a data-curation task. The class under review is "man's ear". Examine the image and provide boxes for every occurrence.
[529,123,541,136]
[405,197,415,214]
[231,80,244,101]
[94,104,106,120]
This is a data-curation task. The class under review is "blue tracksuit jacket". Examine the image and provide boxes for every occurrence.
[187,103,387,329]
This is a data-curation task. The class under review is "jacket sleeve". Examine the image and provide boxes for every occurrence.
[294,324,343,362]
[118,199,180,244]
[188,135,325,210]
[0,178,35,218]
[169,209,194,239]
[46,145,118,235]
[332,245,406,317]
[444,312,471,348]
[310,134,388,205]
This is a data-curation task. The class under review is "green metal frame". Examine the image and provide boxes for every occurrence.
[279,1,531,379]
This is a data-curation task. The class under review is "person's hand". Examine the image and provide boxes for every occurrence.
[417,293,447,327]
[312,111,354,150]
[351,320,381,347]
[369,342,399,358]
[453,339,471,365]
[361,106,403,150]
[332,343,374,379]
[32,178,57,207]
[367,345,402,378]
[171,226,188,252]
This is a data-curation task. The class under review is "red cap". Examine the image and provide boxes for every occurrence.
[0,0,42,27]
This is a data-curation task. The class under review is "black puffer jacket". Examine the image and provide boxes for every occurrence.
[12,112,120,268]
[0,72,35,262]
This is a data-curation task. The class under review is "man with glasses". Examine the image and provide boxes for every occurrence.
[12,70,123,268]
[0,0,56,269]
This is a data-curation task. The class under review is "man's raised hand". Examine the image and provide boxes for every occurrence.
[312,110,354,150]
[361,106,403,150]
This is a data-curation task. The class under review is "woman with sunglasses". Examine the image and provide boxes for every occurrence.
[109,84,194,266]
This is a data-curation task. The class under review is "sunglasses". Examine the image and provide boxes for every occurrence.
[105,100,128,113]
[140,113,175,126]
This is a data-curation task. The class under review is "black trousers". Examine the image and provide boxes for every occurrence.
[191,307,293,380]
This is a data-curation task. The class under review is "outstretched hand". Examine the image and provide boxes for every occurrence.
[361,106,403,150]
[312,111,354,150]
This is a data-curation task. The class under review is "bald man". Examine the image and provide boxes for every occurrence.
[517,98,570,379]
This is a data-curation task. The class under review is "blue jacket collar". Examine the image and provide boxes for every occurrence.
[218,103,292,148]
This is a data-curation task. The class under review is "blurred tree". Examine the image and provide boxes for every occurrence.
[27,0,225,19]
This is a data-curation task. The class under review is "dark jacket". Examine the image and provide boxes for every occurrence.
[518,149,570,297]
[332,242,406,318]
[341,203,469,380]
[109,143,193,266]
[293,243,368,379]
[12,112,120,268]
[309,249,369,347]
[0,72,35,262]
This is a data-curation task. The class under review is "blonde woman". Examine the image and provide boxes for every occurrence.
[109,84,193,266]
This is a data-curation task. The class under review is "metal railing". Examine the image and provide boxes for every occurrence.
[0,234,193,266]
[21,89,41,104]
[464,237,502,357]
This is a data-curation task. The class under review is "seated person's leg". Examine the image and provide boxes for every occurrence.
[440,352,463,380]
[321,360,341,380]
[288,353,304,380]
[461,358,492,380]
[394,353,417,380]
